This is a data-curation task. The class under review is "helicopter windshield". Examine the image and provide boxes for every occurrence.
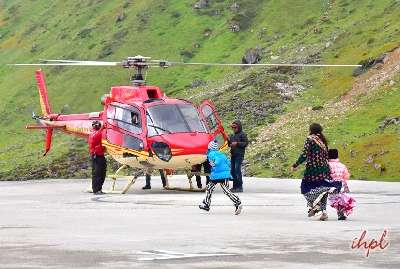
[146,104,206,136]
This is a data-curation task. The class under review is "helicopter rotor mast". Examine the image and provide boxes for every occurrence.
[122,56,157,85]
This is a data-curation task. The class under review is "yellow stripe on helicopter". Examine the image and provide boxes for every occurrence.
[220,140,228,151]
[102,140,150,158]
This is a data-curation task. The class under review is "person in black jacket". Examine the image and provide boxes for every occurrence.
[228,120,248,192]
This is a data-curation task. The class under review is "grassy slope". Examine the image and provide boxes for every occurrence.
[0,0,399,180]
[266,0,400,180]
[329,79,400,181]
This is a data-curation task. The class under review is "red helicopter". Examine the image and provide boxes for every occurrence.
[14,56,361,193]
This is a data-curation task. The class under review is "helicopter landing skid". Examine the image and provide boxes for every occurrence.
[163,186,205,192]
[90,165,208,193]
[106,165,142,194]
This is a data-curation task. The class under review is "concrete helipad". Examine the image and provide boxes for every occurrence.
[0,176,399,268]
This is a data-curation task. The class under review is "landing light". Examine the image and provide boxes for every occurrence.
[152,142,172,162]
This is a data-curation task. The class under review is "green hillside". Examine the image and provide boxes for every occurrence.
[0,0,399,181]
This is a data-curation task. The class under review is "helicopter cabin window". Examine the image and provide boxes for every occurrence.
[106,106,116,123]
[107,105,142,134]
[146,104,206,136]
[201,105,218,133]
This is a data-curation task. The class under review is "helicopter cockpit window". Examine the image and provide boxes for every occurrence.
[107,105,115,120]
[107,105,142,134]
[146,104,206,136]
[201,104,218,133]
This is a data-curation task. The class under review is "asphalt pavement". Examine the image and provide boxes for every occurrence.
[0,176,399,268]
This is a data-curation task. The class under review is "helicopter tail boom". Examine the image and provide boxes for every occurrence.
[35,69,52,116]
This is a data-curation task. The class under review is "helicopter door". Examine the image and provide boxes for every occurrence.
[105,103,147,153]
[199,100,227,147]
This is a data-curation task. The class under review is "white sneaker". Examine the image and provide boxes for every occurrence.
[235,204,242,215]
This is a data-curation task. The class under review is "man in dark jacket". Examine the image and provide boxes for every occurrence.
[228,120,248,192]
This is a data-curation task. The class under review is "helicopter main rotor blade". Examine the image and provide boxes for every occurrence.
[10,56,363,68]
[10,62,121,66]
[167,62,362,67]
[40,59,91,63]
[40,59,121,64]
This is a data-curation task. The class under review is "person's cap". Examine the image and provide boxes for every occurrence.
[208,140,219,150]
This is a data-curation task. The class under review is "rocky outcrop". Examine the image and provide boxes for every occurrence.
[229,21,240,32]
[344,46,400,100]
[116,13,126,23]
[379,117,400,131]
[230,2,239,12]
[352,53,389,77]
[193,0,209,9]
[190,79,206,88]
[242,47,262,64]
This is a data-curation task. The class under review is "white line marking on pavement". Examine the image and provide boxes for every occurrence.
[137,250,236,261]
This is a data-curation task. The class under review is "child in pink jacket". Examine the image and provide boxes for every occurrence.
[328,149,355,220]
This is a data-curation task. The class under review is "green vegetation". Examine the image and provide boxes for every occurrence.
[1,0,399,181]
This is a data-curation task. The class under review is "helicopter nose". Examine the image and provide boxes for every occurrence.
[156,133,210,154]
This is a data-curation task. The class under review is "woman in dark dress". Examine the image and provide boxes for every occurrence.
[292,123,342,221]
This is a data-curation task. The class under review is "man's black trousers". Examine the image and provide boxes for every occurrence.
[91,155,106,193]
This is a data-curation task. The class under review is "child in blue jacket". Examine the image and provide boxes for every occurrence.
[199,140,242,215]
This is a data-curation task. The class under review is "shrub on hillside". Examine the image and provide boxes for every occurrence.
[180,50,195,59]
[77,28,92,39]
[99,43,114,58]
[113,29,129,40]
